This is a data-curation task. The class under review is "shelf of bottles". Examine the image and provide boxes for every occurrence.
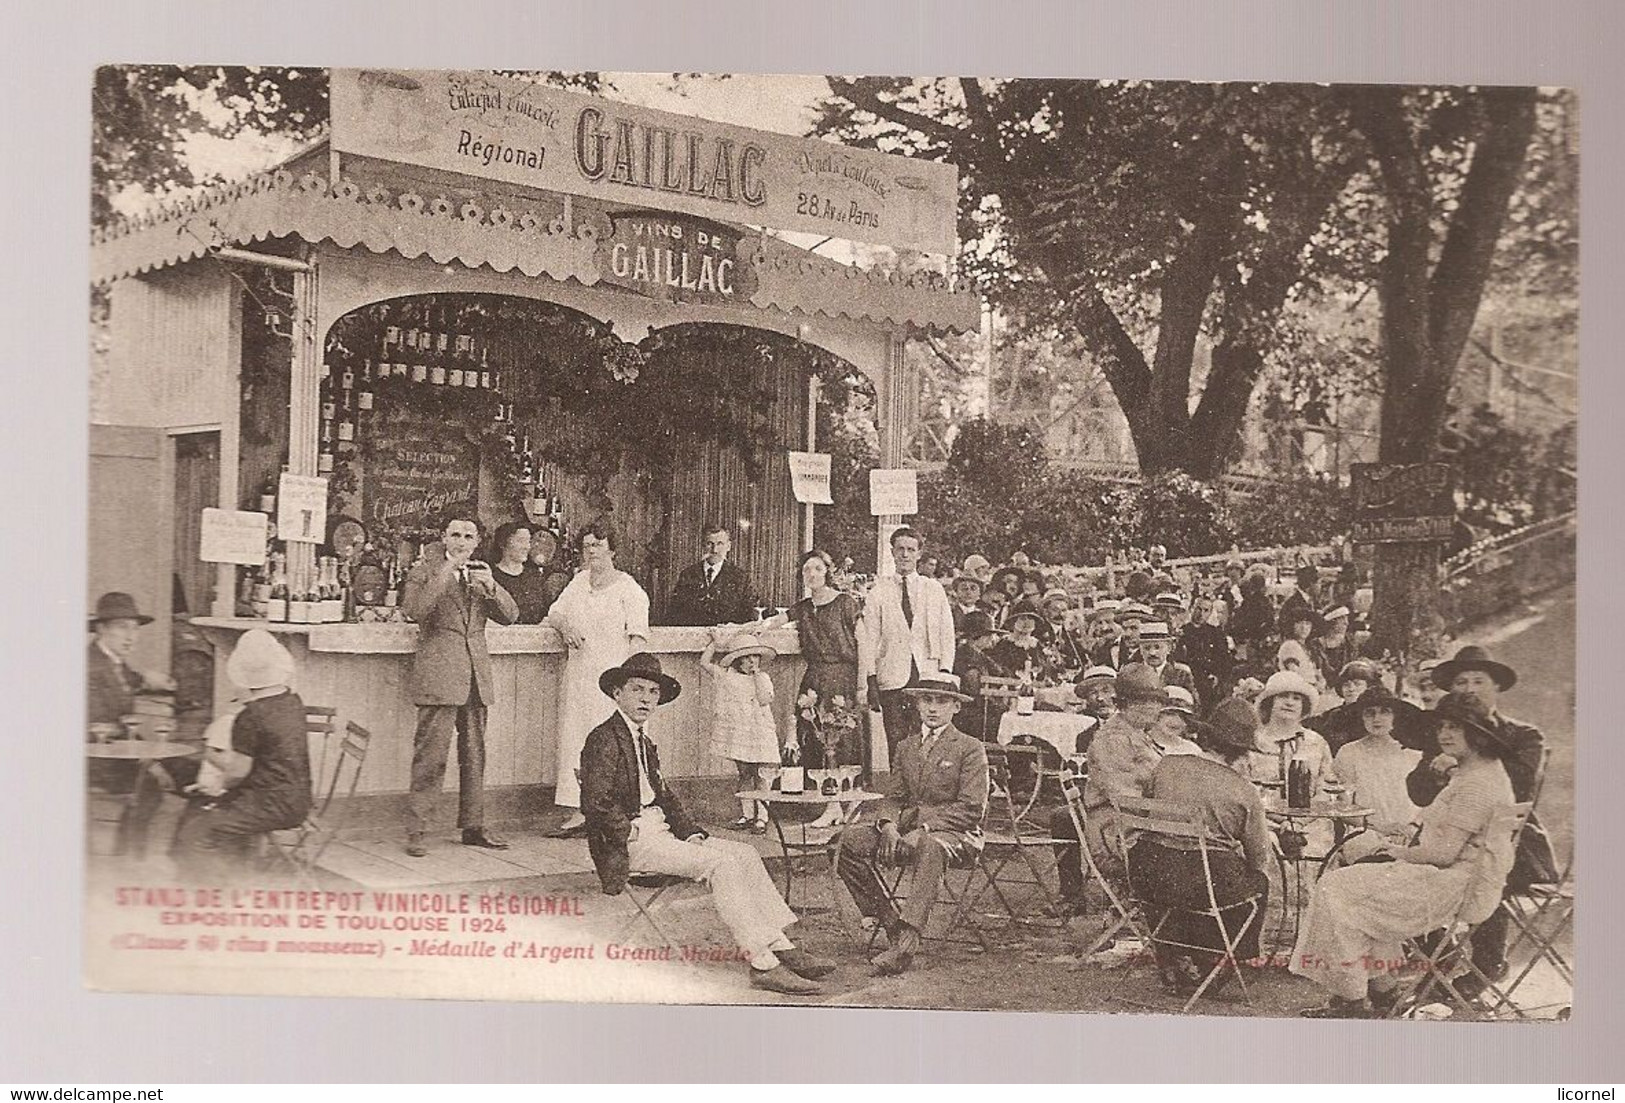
[235,298,575,627]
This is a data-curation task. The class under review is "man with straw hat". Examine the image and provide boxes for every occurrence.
[837,673,988,975]
[171,629,312,885]
[580,652,834,997]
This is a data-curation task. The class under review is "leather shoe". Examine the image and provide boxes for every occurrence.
[548,820,588,840]
[775,947,836,980]
[869,945,915,976]
[462,828,510,850]
[748,964,823,996]
[405,836,428,858]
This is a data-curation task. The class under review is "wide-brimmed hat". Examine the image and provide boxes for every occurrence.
[1116,662,1165,703]
[719,632,777,669]
[225,628,295,690]
[1258,669,1318,710]
[1336,659,1383,689]
[89,591,153,629]
[1161,684,1197,717]
[1075,665,1118,692]
[1430,691,1511,751]
[1137,621,1172,643]
[1201,697,1262,754]
[600,652,683,703]
[1351,683,1425,732]
[901,672,971,702]
[962,610,996,638]
[1432,644,1517,692]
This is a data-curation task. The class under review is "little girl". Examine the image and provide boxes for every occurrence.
[701,630,782,834]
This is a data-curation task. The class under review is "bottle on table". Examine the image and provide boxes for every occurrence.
[779,740,804,795]
[1287,750,1313,810]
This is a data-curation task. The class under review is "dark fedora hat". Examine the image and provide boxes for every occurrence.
[89,591,153,629]
[1430,691,1512,752]
[599,652,682,704]
[1432,644,1517,692]
[1199,696,1262,754]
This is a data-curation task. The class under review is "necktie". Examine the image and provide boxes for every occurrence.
[900,575,914,627]
[112,658,130,692]
[634,727,657,807]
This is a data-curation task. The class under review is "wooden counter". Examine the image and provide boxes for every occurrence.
[191,618,805,796]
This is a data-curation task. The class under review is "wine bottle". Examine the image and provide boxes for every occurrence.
[257,475,276,514]
[1016,661,1036,716]
[780,740,805,795]
[266,553,288,623]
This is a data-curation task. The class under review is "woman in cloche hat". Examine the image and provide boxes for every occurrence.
[700,630,781,834]
[1293,691,1520,1017]
[1133,697,1275,996]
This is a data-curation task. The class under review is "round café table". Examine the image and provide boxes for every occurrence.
[86,738,202,857]
[1261,797,1375,955]
[736,788,886,912]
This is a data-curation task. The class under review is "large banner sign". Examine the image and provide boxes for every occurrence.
[330,68,960,254]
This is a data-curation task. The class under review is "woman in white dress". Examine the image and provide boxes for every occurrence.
[1293,693,1520,1017]
[1332,684,1425,848]
[543,520,649,836]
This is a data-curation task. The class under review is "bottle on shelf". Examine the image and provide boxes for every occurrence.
[480,347,494,390]
[266,552,289,623]
[256,475,277,515]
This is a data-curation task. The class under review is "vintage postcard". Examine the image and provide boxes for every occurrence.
[86,66,1575,1018]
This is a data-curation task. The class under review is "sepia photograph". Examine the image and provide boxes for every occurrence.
[83,63,1576,1023]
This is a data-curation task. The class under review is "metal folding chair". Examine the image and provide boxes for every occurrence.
[1383,801,1533,1019]
[267,720,371,886]
[952,751,1065,931]
[1490,853,1574,1018]
[613,872,708,945]
[859,834,993,953]
[1114,795,1264,1013]
[1057,776,1151,954]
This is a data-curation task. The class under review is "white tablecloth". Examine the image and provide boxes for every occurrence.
[997,710,1099,758]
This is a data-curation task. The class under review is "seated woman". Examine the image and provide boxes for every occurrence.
[1292,693,1520,1017]
[1332,684,1425,855]
[1128,698,1274,994]
[989,607,1055,682]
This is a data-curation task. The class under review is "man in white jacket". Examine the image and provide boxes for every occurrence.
[860,527,956,758]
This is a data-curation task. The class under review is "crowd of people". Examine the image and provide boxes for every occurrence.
[86,514,1561,1011]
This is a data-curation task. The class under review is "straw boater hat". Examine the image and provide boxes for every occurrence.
[1119,601,1153,623]
[901,672,971,702]
[1087,598,1122,620]
[89,591,153,629]
[1116,662,1165,703]
[1431,644,1517,692]
[1137,621,1173,644]
[1335,659,1383,690]
[1321,605,1351,626]
[225,628,295,691]
[962,553,992,577]
[1041,587,1071,608]
[1200,697,1263,754]
[1161,684,1197,717]
[1430,691,1513,753]
[1152,590,1187,610]
[600,652,683,703]
[719,631,777,669]
[1258,669,1318,712]
[1075,665,1118,692]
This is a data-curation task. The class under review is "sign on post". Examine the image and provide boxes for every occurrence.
[277,474,330,545]
[788,451,833,505]
[868,468,919,516]
[1350,462,1456,544]
[199,509,269,566]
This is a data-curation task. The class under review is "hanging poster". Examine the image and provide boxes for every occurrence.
[788,451,833,504]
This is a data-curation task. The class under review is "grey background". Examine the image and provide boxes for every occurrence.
[1,0,1615,1083]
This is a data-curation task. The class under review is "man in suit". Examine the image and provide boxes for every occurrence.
[86,591,177,853]
[402,514,519,857]
[580,652,834,996]
[664,522,756,626]
[949,573,984,640]
[1277,564,1322,638]
[860,527,957,756]
[1042,588,1090,673]
[1405,645,1559,995]
[1138,621,1197,696]
[1093,602,1150,669]
[837,673,989,975]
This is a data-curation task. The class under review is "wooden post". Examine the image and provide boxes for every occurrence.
[874,328,911,575]
[286,255,321,594]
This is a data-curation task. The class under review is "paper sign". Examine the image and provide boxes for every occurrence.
[199,509,268,566]
[277,474,330,545]
[788,451,833,505]
[868,468,919,516]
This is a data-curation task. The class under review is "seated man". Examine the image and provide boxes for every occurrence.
[580,653,833,997]
[86,590,178,854]
[171,630,313,885]
[836,674,989,975]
